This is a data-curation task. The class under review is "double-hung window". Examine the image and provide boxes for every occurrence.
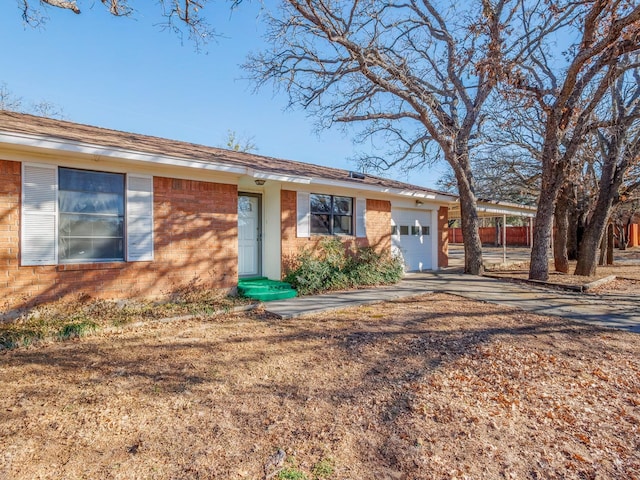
[310,194,353,235]
[58,168,125,262]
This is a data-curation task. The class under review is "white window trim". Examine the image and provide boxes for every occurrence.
[298,192,366,238]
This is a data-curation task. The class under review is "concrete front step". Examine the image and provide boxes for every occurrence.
[238,277,298,302]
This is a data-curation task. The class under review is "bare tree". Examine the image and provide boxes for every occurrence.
[510,1,640,281]
[437,94,544,205]
[246,0,573,275]
[574,63,640,275]
[223,129,258,153]
[0,83,24,112]
[0,82,65,119]
[16,0,232,47]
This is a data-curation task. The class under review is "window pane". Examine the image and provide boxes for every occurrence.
[400,226,409,235]
[333,215,353,235]
[310,214,331,235]
[59,237,124,262]
[310,194,332,214]
[391,225,399,235]
[59,168,124,194]
[422,226,430,235]
[411,226,420,236]
[59,191,124,215]
[60,214,123,237]
[333,196,352,215]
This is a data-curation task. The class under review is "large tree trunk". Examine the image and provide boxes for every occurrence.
[574,163,621,276]
[457,183,484,275]
[530,161,564,281]
[577,213,610,275]
[607,224,614,264]
[598,229,607,266]
[566,213,580,260]
[530,197,554,280]
[452,152,484,275]
[566,188,581,260]
[553,186,570,273]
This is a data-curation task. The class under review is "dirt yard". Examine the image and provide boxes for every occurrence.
[1,294,639,479]
[482,246,640,294]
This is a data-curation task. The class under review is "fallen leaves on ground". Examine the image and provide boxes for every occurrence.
[1,294,639,479]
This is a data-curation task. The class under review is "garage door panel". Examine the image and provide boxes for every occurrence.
[391,208,432,271]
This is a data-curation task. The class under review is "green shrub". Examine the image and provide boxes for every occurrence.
[277,468,308,480]
[284,238,403,295]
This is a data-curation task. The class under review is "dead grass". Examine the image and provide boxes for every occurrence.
[1,294,639,479]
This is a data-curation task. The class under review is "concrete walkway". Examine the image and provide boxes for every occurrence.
[264,271,640,333]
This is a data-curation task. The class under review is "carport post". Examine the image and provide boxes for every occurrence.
[529,217,533,247]
[503,214,507,264]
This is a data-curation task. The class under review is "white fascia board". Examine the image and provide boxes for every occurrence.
[308,176,456,203]
[251,170,311,184]
[0,131,247,175]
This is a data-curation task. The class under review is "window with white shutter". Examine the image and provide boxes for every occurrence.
[21,164,154,265]
[355,197,367,238]
[21,163,58,266]
[126,174,154,261]
[296,191,310,238]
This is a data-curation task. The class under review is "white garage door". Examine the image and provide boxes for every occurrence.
[391,208,432,272]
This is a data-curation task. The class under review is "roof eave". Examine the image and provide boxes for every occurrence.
[0,130,248,175]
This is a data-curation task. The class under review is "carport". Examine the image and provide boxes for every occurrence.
[448,199,537,264]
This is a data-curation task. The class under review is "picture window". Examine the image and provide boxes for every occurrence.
[58,167,125,262]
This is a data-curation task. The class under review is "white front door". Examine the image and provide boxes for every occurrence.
[238,195,261,277]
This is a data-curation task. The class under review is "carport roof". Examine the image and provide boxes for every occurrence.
[448,198,537,219]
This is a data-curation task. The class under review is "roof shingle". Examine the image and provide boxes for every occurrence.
[0,110,452,198]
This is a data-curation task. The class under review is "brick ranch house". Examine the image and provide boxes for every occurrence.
[0,111,454,314]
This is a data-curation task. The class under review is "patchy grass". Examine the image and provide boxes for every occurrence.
[0,293,252,351]
[1,293,639,479]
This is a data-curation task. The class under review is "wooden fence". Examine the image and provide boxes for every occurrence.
[450,226,532,246]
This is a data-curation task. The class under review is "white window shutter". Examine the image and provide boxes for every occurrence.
[21,163,57,266]
[126,174,154,261]
[296,192,310,238]
[356,197,367,238]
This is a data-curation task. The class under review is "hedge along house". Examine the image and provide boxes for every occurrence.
[0,111,454,314]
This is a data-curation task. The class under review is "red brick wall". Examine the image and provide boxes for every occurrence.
[0,159,238,314]
[438,206,449,268]
[280,190,391,274]
[366,199,392,252]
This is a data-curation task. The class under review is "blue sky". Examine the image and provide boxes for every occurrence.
[0,1,447,188]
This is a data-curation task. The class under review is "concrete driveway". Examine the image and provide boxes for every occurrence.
[265,270,640,333]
